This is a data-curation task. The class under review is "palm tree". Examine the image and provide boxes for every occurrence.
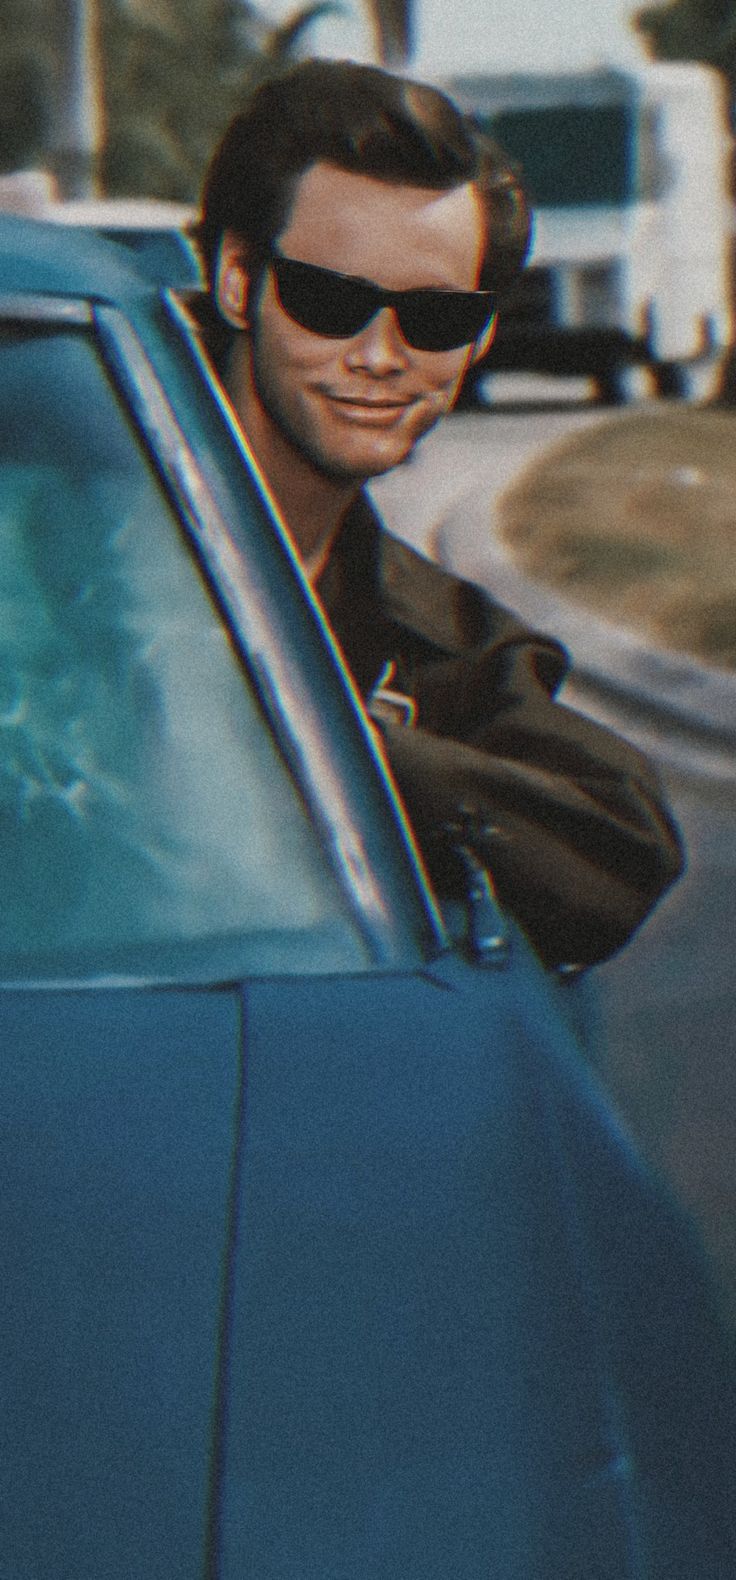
[0,0,416,199]
[99,0,346,198]
[98,0,415,194]
[363,0,413,66]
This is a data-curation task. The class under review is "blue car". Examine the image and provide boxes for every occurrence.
[0,215,733,1579]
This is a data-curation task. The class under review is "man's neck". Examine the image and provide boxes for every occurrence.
[225,341,359,582]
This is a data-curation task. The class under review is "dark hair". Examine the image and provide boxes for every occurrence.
[197,59,531,299]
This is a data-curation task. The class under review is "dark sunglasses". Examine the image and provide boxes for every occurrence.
[269,251,496,352]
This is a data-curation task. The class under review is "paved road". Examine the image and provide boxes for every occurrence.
[370,393,611,557]
[369,363,723,550]
[372,390,736,1322]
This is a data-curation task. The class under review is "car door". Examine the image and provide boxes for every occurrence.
[0,280,729,1580]
[0,295,417,1579]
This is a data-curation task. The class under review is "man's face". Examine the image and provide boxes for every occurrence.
[235,163,488,483]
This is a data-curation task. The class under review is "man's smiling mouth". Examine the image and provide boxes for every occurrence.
[324,393,416,422]
[329,394,413,405]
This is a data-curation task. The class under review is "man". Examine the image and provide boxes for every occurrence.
[196,58,683,969]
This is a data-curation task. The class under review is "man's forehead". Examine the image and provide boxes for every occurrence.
[277,162,485,291]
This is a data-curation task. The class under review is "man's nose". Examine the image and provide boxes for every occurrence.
[344,306,411,373]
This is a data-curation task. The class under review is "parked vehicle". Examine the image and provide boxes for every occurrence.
[449,62,734,403]
[0,215,733,1578]
[42,194,201,285]
[0,173,200,287]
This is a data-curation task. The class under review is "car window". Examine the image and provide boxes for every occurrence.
[0,327,375,983]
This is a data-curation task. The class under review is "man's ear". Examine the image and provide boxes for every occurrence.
[214,229,253,329]
[470,311,498,364]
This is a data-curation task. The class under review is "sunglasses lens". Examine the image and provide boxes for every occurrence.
[397,291,495,352]
[272,258,375,337]
[271,255,495,351]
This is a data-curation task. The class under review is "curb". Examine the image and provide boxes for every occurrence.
[436,512,736,762]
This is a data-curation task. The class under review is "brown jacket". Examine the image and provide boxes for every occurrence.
[317,494,684,969]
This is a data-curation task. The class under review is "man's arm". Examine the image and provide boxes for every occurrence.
[372,538,684,970]
[380,667,683,969]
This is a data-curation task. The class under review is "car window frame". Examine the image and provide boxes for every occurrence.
[0,288,447,980]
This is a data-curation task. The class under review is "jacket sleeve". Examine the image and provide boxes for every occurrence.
[378,628,684,970]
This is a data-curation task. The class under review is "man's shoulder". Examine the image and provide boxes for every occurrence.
[358,502,517,653]
[368,506,565,673]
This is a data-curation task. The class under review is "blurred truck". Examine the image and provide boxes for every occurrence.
[448,62,734,403]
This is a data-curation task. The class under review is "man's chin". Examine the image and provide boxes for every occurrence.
[316,449,413,484]
[311,426,433,483]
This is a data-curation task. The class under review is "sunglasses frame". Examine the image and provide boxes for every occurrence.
[269,251,496,353]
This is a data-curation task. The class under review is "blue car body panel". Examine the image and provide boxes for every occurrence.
[1,956,731,1577]
[218,956,736,1579]
[0,212,175,302]
[0,987,242,1578]
[221,959,626,1580]
[0,961,637,1578]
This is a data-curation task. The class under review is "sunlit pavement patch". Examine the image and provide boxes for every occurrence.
[494,405,736,672]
